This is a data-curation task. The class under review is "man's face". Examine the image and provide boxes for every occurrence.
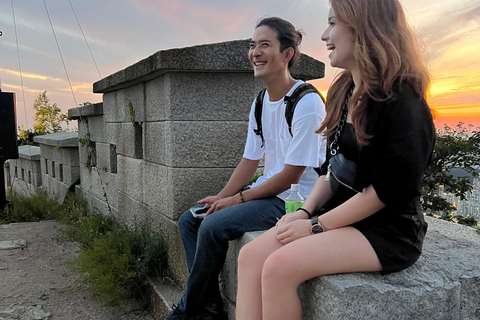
[249,25,289,81]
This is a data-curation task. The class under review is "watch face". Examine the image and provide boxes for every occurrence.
[311,224,325,234]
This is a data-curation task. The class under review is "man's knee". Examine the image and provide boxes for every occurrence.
[178,208,195,233]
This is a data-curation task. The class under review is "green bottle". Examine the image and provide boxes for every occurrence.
[285,184,304,214]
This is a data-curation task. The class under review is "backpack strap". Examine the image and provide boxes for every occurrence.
[253,88,266,148]
[284,83,325,137]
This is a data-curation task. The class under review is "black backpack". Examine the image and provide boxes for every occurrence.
[253,83,325,147]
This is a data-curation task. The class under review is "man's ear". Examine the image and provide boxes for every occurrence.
[283,47,295,64]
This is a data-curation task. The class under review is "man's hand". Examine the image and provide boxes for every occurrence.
[198,196,222,208]
[204,195,241,217]
[276,219,311,244]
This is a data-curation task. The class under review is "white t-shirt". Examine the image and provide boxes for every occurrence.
[243,81,327,201]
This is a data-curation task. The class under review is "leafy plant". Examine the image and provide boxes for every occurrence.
[422,122,480,214]
[0,189,62,223]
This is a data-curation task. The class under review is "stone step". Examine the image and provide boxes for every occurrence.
[148,276,184,319]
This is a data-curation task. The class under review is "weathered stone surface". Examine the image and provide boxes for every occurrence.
[79,165,118,211]
[143,72,263,122]
[94,39,324,93]
[169,167,234,220]
[34,132,78,148]
[0,239,27,250]
[68,102,103,119]
[17,145,40,161]
[143,121,246,168]
[117,155,143,202]
[95,142,117,173]
[85,115,107,143]
[116,123,143,159]
[222,216,480,320]
[106,123,122,146]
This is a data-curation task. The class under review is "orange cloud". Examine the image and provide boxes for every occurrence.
[0,68,63,81]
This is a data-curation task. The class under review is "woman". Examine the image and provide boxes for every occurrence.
[235,1,436,319]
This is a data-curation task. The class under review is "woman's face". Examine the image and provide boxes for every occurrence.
[321,7,356,71]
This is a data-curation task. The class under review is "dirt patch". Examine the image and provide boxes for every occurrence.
[0,220,154,320]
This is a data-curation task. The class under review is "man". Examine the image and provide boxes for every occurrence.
[161,17,326,320]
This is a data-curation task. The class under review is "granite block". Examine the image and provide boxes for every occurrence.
[145,75,170,121]
[117,155,143,202]
[168,72,263,121]
[86,115,107,143]
[142,161,171,216]
[34,132,78,148]
[168,121,247,167]
[169,167,234,220]
[117,122,143,159]
[143,122,167,165]
[106,123,122,146]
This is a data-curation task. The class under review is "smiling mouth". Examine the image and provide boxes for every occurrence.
[254,61,266,66]
[326,45,335,51]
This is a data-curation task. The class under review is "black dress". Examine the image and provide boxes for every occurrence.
[319,83,435,275]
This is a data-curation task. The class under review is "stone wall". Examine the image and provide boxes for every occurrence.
[6,145,42,196]
[68,39,325,287]
[33,132,80,202]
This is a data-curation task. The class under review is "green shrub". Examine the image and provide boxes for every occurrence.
[2,191,168,306]
[0,189,63,223]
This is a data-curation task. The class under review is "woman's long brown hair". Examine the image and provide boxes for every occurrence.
[316,0,431,145]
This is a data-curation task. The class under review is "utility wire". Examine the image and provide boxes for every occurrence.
[69,0,102,79]
[42,0,78,107]
[11,0,29,131]
[11,0,35,193]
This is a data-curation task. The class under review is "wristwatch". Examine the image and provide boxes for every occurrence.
[310,217,325,234]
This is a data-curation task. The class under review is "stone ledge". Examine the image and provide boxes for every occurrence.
[68,103,104,119]
[34,132,79,148]
[221,216,480,320]
[18,145,40,161]
[93,39,325,93]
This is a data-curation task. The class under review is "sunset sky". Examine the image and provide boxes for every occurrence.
[1,0,479,130]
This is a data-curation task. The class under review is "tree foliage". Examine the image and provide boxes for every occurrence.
[422,123,480,215]
[32,91,68,134]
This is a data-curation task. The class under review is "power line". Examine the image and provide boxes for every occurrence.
[42,0,78,107]
[11,0,29,130]
[69,0,102,79]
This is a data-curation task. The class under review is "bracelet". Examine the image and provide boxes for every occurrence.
[297,207,312,219]
[239,189,246,203]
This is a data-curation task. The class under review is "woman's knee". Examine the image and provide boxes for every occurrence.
[238,242,261,271]
[261,250,298,287]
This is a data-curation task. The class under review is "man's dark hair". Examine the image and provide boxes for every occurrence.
[256,17,303,69]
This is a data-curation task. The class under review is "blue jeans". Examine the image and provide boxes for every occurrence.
[176,197,285,315]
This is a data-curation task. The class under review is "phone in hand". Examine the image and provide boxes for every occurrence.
[190,205,210,218]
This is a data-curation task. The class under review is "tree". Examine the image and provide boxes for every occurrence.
[32,91,68,135]
[421,122,480,217]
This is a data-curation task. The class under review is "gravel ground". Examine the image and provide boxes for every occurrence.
[0,220,155,320]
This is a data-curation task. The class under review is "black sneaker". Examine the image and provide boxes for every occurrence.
[159,305,184,320]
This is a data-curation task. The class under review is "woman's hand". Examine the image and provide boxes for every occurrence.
[276,209,310,228]
[276,219,311,244]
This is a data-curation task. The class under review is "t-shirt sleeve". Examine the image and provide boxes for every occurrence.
[369,87,435,207]
[243,100,264,160]
[284,93,326,167]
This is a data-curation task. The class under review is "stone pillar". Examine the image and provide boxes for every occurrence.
[70,39,325,286]
[34,132,80,202]
[7,145,42,196]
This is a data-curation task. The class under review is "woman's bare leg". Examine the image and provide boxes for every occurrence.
[261,227,382,320]
[236,227,284,320]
